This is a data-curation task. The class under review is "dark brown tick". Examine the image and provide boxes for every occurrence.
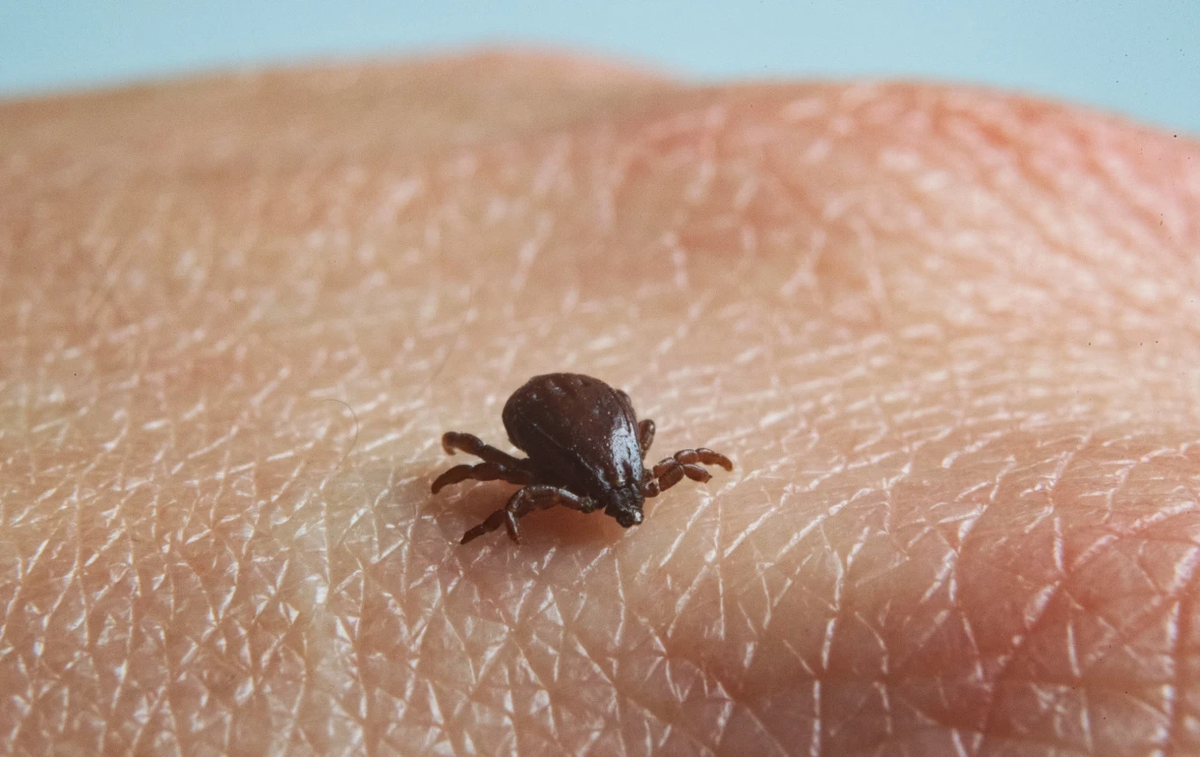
[432,373,733,544]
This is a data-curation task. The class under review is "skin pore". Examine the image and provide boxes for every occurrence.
[2,51,1199,755]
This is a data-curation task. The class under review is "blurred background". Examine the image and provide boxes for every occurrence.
[1,0,1197,133]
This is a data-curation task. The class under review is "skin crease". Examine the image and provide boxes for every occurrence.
[2,51,1200,756]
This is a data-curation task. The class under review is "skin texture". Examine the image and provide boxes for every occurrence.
[2,51,1200,756]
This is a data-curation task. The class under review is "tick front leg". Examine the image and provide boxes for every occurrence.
[673,448,733,471]
[642,447,733,497]
[431,460,534,494]
[441,431,526,467]
[460,485,593,544]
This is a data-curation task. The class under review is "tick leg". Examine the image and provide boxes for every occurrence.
[642,462,696,497]
[672,448,734,471]
[637,419,656,456]
[431,461,534,494]
[643,448,733,497]
[656,461,686,489]
[441,431,526,467]
[460,485,592,545]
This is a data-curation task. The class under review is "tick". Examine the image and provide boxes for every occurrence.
[431,373,733,544]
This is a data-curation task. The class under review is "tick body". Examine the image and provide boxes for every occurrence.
[432,373,733,544]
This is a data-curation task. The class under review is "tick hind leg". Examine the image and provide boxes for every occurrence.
[643,448,733,497]
[460,485,596,544]
[432,432,533,494]
[431,460,534,494]
[441,431,525,466]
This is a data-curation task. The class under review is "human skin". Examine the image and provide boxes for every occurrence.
[2,51,1200,756]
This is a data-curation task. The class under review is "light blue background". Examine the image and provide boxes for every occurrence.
[2,1,1197,133]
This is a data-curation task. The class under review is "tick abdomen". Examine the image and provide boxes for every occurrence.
[504,373,643,493]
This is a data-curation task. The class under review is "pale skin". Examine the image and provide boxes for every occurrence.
[2,51,1199,756]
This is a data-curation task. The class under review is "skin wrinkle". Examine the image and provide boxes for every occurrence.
[3,54,1200,756]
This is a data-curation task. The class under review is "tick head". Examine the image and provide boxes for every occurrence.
[603,485,645,529]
